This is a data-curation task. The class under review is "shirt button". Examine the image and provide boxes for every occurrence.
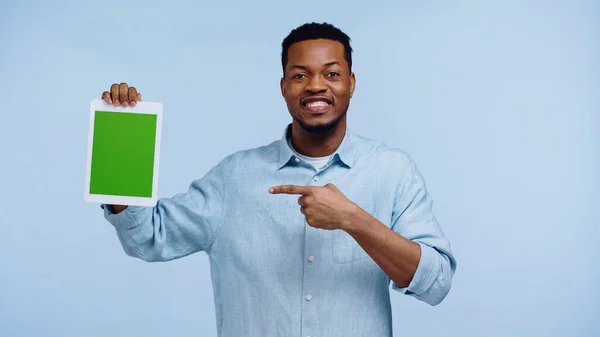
[313,175,319,181]
[295,157,300,163]
[308,256,315,262]
[306,294,312,301]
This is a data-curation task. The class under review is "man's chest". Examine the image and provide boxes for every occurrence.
[212,166,396,269]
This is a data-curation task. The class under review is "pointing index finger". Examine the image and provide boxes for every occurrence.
[269,185,312,195]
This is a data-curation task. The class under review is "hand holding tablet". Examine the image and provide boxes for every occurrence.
[85,84,163,207]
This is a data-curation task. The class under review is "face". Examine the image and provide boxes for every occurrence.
[280,39,356,135]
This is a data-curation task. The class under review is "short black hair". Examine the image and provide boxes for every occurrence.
[281,22,353,76]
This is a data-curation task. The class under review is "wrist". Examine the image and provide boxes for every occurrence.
[341,202,366,233]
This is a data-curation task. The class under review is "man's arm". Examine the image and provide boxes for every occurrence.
[344,209,421,288]
[102,159,229,262]
[345,157,456,306]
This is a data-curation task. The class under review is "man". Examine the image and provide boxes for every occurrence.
[100,22,456,337]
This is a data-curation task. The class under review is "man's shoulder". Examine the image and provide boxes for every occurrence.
[214,139,280,170]
[351,132,415,168]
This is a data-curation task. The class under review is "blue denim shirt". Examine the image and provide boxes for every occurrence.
[102,124,456,337]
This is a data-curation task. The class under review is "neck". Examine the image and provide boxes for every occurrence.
[290,118,347,157]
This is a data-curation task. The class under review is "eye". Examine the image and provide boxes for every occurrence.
[327,72,340,78]
[292,73,307,79]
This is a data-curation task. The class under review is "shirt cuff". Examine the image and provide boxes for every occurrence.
[391,241,438,295]
[101,204,145,230]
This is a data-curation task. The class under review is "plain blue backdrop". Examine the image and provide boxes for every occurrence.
[1,0,598,336]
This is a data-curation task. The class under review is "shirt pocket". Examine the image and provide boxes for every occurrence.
[332,229,369,264]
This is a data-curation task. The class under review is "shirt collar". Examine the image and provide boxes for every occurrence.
[276,123,358,170]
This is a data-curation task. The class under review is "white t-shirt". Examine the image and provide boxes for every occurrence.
[288,138,333,171]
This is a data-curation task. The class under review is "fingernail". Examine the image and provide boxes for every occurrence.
[131,101,136,107]
[114,100,119,106]
[268,188,274,193]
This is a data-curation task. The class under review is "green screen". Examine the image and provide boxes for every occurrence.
[90,111,157,197]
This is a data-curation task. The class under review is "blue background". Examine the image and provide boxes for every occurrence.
[1,0,598,336]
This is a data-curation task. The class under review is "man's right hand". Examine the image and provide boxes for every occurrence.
[101,83,143,214]
[102,82,142,107]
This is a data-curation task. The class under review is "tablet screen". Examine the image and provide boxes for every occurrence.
[85,99,163,206]
[90,111,157,197]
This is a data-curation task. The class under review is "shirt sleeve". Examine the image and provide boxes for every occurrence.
[101,159,229,262]
[389,155,457,306]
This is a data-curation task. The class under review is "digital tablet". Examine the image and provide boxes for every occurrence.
[85,98,163,206]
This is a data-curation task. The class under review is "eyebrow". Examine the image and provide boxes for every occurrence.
[289,61,342,71]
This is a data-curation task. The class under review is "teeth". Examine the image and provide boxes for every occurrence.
[307,101,329,108]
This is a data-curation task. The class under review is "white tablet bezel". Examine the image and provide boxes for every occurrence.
[85,98,163,207]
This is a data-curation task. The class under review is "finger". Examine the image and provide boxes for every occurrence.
[300,206,306,215]
[128,86,138,106]
[102,91,112,104]
[110,83,119,106]
[324,183,337,190]
[137,92,142,101]
[297,196,304,206]
[269,185,311,195]
[119,83,129,107]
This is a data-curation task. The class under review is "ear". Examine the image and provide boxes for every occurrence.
[349,72,356,98]
[280,77,286,97]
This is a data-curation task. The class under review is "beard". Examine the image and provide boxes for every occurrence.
[293,108,347,135]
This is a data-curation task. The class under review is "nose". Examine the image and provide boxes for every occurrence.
[305,74,327,93]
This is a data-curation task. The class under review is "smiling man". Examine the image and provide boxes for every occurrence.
[101,22,456,337]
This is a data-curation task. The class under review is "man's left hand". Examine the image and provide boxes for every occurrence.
[269,183,357,231]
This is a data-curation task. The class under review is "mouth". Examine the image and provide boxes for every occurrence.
[301,96,333,114]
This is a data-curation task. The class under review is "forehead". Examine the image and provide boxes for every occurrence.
[286,39,346,67]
